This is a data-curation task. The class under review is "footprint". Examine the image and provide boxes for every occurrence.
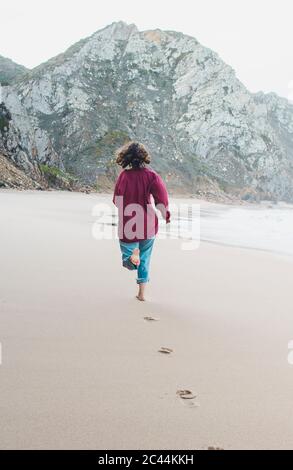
[177,390,199,409]
[144,316,159,322]
[176,389,197,400]
[158,347,173,354]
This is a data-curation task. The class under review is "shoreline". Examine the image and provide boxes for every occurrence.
[2,186,291,208]
[2,188,293,258]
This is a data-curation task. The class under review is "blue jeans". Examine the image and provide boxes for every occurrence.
[119,237,155,284]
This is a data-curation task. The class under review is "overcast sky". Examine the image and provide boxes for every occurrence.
[0,0,292,98]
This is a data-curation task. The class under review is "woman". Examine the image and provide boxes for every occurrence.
[113,141,170,301]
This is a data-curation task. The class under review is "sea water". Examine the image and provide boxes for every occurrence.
[159,201,293,257]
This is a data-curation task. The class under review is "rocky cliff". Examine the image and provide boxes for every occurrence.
[0,55,28,85]
[1,21,293,201]
[0,152,42,189]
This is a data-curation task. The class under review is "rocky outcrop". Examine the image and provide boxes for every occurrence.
[0,84,65,188]
[0,153,43,189]
[1,21,293,201]
[0,100,41,180]
[0,55,28,85]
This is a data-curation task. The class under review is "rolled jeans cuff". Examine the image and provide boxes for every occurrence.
[136,277,149,284]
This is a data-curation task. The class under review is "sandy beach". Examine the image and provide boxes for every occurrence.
[1,190,293,450]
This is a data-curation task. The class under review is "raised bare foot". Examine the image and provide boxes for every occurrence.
[130,248,140,266]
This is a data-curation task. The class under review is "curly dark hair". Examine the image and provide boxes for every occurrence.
[115,141,151,169]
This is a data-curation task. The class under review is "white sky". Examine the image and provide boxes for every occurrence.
[0,0,292,98]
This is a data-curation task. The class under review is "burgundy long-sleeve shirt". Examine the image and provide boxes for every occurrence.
[113,167,170,242]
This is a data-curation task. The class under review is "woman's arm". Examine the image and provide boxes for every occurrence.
[150,173,171,223]
[112,172,123,206]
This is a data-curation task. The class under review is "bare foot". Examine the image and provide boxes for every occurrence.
[136,282,146,302]
[130,248,140,266]
[136,295,145,302]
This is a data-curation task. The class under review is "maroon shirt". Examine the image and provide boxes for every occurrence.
[113,167,170,242]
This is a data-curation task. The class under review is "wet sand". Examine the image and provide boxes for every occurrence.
[0,190,293,449]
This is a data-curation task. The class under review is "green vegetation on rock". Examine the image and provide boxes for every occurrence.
[40,164,77,187]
